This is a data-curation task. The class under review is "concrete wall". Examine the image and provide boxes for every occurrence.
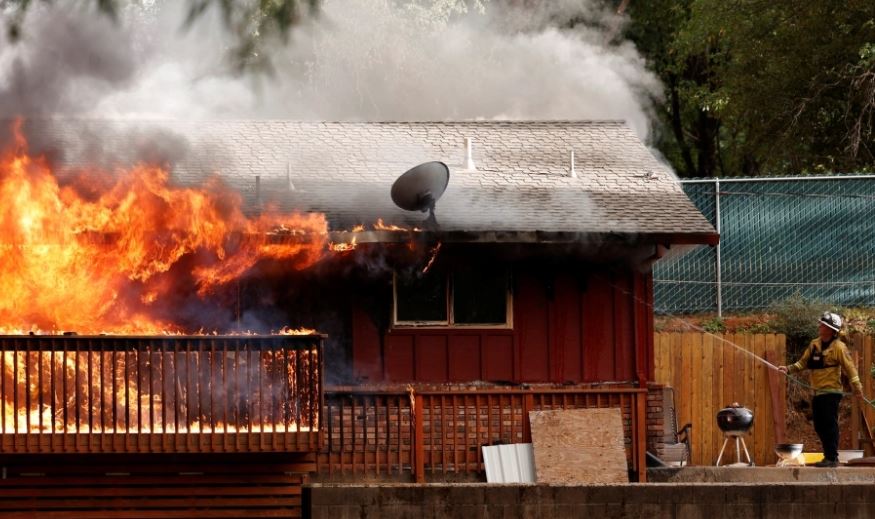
[306,483,875,519]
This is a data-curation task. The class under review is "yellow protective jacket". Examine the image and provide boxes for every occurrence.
[788,337,863,395]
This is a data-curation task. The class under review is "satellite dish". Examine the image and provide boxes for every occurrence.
[390,161,449,229]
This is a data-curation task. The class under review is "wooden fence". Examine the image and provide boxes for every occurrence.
[654,332,786,466]
[850,334,875,450]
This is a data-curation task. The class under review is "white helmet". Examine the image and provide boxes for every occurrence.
[819,311,843,332]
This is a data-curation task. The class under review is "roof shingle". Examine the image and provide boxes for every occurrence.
[21,119,717,243]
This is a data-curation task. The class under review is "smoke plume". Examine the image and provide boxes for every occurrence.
[1,0,661,139]
[0,0,665,345]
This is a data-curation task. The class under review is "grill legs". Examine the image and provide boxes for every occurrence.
[715,435,753,466]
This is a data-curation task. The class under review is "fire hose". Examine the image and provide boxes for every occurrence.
[780,371,875,410]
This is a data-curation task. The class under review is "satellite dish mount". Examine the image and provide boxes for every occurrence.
[419,193,437,229]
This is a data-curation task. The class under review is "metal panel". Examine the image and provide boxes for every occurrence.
[482,443,536,483]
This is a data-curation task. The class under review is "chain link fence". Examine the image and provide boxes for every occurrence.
[654,175,875,314]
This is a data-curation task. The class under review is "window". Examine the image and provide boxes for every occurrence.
[393,268,511,327]
[394,272,448,323]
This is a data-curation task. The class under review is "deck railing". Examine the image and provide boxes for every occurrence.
[318,386,648,482]
[0,335,323,454]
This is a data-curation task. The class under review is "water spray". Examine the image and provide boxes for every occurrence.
[598,273,875,411]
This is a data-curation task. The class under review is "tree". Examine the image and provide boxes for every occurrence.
[694,0,875,175]
[626,0,875,177]
[624,0,722,178]
[2,0,319,74]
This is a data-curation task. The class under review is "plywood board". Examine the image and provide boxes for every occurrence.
[528,408,627,484]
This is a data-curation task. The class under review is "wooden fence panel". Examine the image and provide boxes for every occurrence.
[679,333,692,453]
[654,332,786,466]
[701,334,715,466]
[863,336,874,436]
[752,334,767,464]
[852,335,875,452]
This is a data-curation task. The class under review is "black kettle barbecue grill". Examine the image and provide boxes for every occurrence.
[715,402,755,466]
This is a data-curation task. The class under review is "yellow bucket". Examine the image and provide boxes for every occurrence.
[802,452,824,464]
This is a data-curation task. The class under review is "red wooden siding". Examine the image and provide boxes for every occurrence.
[515,274,550,382]
[553,273,583,382]
[415,335,448,382]
[384,335,414,382]
[447,335,480,381]
[582,273,615,380]
[351,306,382,381]
[482,335,514,382]
[352,264,653,384]
[0,453,313,518]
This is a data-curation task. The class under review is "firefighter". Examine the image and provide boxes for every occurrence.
[778,312,863,467]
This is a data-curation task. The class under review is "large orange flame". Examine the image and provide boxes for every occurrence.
[0,120,328,334]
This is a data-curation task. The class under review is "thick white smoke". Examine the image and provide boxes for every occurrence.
[1,0,662,140]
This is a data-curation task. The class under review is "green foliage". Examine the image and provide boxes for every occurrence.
[183,0,320,74]
[626,0,875,177]
[701,316,726,334]
[735,322,773,334]
[2,0,320,74]
[835,307,872,335]
[3,0,119,40]
[768,292,830,357]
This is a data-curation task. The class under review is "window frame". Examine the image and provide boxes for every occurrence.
[392,269,513,329]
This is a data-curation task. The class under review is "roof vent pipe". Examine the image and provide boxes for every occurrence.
[570,150,577,178]
[255,175,262,209]
[286,162,296,191]
[464,138,476,171]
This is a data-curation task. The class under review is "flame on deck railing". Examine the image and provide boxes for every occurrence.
[0,336,321,435]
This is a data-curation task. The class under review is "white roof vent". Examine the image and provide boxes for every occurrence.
[569,150,577,178]
[464,138,476,171]
[286,162,296,191]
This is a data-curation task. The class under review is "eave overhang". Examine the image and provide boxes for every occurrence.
[327,230,720,246]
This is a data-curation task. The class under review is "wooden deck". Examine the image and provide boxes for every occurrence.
[0,335,323,454]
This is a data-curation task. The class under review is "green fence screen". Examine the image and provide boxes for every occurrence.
[653,175,875,314]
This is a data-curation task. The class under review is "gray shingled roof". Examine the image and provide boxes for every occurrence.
[20,119,717,244]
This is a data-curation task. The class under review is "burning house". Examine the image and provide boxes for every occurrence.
[0,119,715,515]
